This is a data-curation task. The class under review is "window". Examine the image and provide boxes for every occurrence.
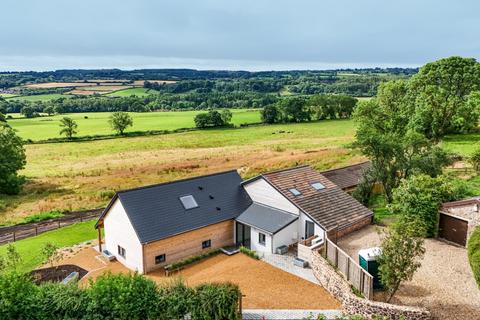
[202,239,211,249]
[258,233,266,246]
[117,245,126,258]
[155,254,166,264]
[289,188,302,196]
[179,195,198,210]
[311,182,325,190]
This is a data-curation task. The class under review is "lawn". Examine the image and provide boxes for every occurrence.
[106,87,157,97]
[8,109,261,141]
[0,220,98,273]
[442,131,480,156]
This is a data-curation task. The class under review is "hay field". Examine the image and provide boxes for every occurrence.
[0,119,362,224]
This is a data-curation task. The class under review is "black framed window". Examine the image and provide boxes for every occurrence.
[259,233,266,246]
[155,254,166,264]
[117,245,126,258]
[202,239,211,249]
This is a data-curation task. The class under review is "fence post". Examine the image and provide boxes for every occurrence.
[335,246,338,267]
[13,231,16,242]
[35,227,38,236]
[346,257,350,281]
[58,221,61,229]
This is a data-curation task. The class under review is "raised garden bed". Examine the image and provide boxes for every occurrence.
[164,249,221,276]
[30,264,88,284]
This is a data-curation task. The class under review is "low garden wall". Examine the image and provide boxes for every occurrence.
[310,250,431,320]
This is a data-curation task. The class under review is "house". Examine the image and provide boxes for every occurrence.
[96,165,373,273]
[321,161,371,192]
[439,197,480,246]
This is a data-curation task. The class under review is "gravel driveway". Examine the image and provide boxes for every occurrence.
[337,225,480,320]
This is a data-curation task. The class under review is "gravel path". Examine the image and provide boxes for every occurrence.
[338,225,480,320]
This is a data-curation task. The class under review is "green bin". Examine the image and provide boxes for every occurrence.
[358,247,382,289]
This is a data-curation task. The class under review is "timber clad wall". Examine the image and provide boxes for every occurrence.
[327,216,372,243]
[143,219,234,273]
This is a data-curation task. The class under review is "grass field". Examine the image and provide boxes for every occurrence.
[9,93,69,102]
[0,220,98,273]
[8,109,261,141]
[0,93,18,98]
[106,87,156,97]
[0,115,478,225]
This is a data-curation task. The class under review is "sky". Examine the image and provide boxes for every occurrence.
[1,0,479,71]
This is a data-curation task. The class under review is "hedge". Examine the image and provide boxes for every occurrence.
[468,226,480,288]
[165,249,221,273]
[0,272,242,320]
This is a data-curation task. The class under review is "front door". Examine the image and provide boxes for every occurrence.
[236,222,251,248]
[305,220,315,239]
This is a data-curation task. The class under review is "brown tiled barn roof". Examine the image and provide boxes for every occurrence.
[321,161,371,190]
[262,166,373,231]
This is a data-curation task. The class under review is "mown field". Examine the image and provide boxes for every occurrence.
[0,117,478,225]
[8,109,261,141]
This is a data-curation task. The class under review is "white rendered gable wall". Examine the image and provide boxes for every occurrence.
[243,178,300,214]
[103,198,144,272]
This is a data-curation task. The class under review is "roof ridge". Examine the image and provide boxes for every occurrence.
[321,161,371,174]
[116,169,239,194]
[251,201,299,217]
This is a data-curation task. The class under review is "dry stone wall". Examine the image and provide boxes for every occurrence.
[310,250,431,320]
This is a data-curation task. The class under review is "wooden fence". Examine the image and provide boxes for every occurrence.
[0,209,102,245]
[324,237,373,300]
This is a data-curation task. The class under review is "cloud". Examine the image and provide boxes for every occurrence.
[0,0,479,70]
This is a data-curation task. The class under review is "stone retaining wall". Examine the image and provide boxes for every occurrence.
[311,250,431,320]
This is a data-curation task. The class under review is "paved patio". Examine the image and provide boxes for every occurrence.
[242,309,342,319]
[59,246,341,310]
[262,252,319,285]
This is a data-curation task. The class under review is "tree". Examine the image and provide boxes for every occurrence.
[468,226,480,288]
[389,174,468,237]
[261,105,280,124]
[409,56,480,141]
[194,110,225,128]
[41,242,63,270]
[109,112,133,135]
[0,127,26,195]
[378,222,425,302]
[21,105,36,118]
[43,105,55,116]
[220,109,232,125]
[59,117,78,139]
[0,244,22,273]
[469,148,480,173]
[353,81,451,202]
[277,97,310,122]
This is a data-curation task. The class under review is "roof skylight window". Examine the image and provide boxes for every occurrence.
[179,195,198,210]
[289,188,302,196]
[311,182,326,190]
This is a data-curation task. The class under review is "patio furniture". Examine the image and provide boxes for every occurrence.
[61,271,79,285]
[294,257,308,268]
[276,245,288,255]
[102,249,116,261]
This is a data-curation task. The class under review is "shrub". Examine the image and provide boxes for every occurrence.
[239,246,260,259]
[97,189,116,200]
[389,174,468,237]
[0,272,39,319]
[468,226,480,288]
[166,249,221,272]
[37,282,88,319]
[469,148,480,173]
[191,282,241,320]
[21,210,65,224]
[86,272,161,320]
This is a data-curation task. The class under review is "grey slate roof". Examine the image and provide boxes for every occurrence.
[236,203,298,234]
[99,170,252,244]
